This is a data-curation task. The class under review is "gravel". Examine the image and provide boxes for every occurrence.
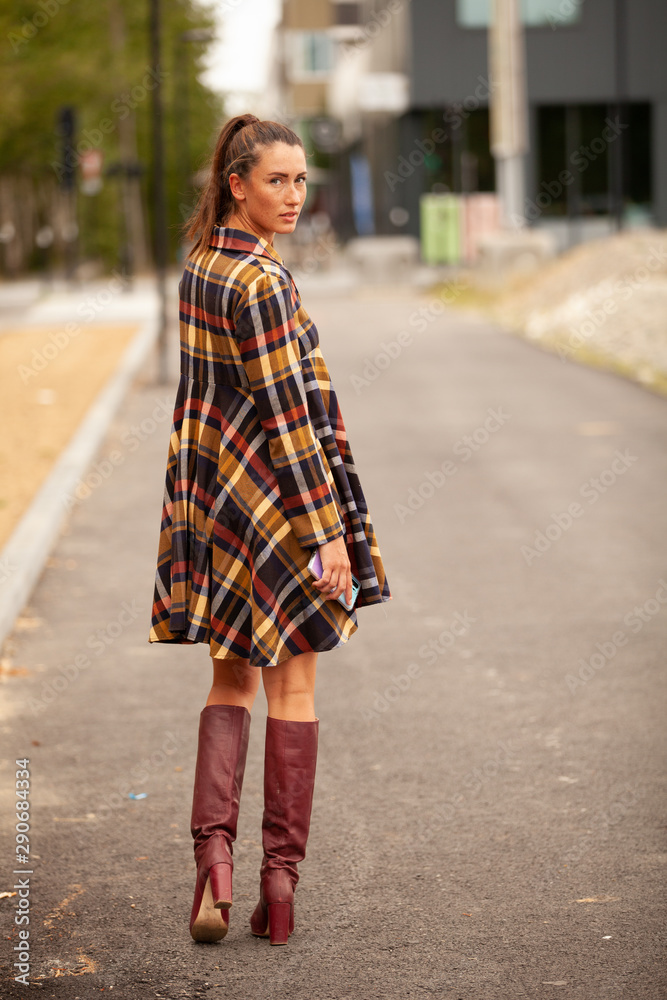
[463,228,667,395]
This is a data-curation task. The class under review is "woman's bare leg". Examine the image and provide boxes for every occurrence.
[208,657,260,711]
[261,651,318,721]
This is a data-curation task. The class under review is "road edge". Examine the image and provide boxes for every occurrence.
[0,316,159,651]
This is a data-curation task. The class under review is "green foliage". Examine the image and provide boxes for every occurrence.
[0,0,224,270]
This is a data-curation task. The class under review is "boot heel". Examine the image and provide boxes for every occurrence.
[209,862,232,909]
[190,873,229,943]
[267,902,291,945]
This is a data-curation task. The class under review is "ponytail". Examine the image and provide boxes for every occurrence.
[185,114,305,256]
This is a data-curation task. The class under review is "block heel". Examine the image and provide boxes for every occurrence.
[209,861,232,909]
[267,902,292,946]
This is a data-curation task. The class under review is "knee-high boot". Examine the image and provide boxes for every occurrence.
[189,704,251,942]
[250,717,319,945]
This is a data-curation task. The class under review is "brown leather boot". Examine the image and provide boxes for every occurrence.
[249,717,319,945]
[189,704,250,942]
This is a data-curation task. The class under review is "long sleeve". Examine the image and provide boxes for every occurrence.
[234,270,345,549]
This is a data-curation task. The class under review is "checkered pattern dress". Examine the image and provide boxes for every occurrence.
[149,227,390,667]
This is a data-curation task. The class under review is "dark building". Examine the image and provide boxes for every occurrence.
[398,0,664,240]
[277,0,666,247]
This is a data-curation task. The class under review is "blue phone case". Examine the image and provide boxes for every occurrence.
[307,550,360,611]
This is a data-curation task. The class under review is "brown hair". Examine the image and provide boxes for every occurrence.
[185,114,305,255]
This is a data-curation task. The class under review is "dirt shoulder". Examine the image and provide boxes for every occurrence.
[441,228,667,396]
[0,323,138,550]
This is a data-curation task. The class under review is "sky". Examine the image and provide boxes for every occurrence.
[198,0,282,113]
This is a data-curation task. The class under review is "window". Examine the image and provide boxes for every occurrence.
[287,31,334,79]
[536,103,652,216]
[457,0,582,29]
[333,2,361,26]
[417,107,495,194]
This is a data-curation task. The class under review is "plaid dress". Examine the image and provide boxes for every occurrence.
[149,227,390,667]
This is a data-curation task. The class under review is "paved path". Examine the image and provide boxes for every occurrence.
[1,282,665,999]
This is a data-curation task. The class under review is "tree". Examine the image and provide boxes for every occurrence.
[0,0,223,275]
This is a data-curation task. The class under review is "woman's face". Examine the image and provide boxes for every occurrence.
[228,142,307,243]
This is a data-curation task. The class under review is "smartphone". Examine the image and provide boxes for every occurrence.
[307,550,360,612]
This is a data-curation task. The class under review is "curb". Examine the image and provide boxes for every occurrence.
[0,316,159,651]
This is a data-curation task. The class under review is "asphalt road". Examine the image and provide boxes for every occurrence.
[1,281,666,1000]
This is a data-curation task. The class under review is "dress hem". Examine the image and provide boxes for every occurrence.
[148,615,358,668]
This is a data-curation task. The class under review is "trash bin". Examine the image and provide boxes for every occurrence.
[462,193,500,264]
[419,193,462,265]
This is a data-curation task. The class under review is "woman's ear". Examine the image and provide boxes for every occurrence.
[228,172,246,204]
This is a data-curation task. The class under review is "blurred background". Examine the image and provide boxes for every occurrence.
[1,0,221,280]
[1,0,664,281]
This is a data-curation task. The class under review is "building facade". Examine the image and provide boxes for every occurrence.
[276,0,666,246]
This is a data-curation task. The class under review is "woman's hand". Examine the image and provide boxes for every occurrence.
[311,535,352,607]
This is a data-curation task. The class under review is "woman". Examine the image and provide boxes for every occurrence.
[149,115,390,945]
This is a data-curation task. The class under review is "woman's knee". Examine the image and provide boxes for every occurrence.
[210,658,259,698]
[262,653,317,718]
[263,653,316,697]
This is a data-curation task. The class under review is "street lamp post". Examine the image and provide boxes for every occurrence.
[150,0,169,384]
[176,29,215,224]
[178,30,215,176]
[488,0,528,229]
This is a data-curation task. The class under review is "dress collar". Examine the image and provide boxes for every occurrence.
[209,225,284,264]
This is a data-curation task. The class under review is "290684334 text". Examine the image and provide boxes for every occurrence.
[13,759,32,986]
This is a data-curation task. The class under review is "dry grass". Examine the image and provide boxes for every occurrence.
[0,323,138,549]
